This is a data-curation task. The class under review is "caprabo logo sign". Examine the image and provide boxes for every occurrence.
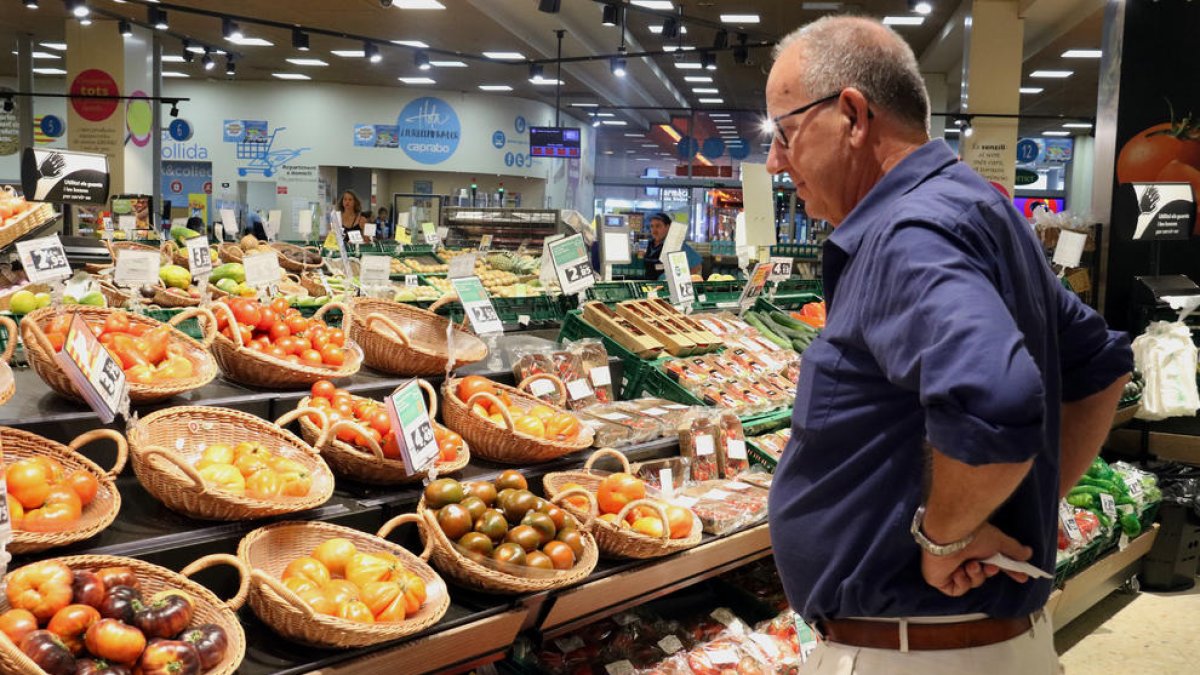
[398,97,461,164]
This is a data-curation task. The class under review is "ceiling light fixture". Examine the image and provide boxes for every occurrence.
[571,102,598,107]
[286,58,328,66]
[1062,122,1093,129]
[273,73,311,80]
[720,14,760,24]
[479,84,513,91]
[415,50,430,70]
[601,3,621,26]
[201,51,214,71]
[1030,70,1072,78]
[733,32,749,65]
[698,97,723,103]
[32,67,68,74]
[631,1,673,9]
[611,52,627,78]
[908,1,933,15]
[162,71,189,78]
[181,43,194,62]
[702,52,717,70]
[538,0,560,12]
[25,0,38,9]
[483,51,525,60]
[292,28,310,51]
[365,42,381,63]
[2,96,12,112]
[169,102,179,117]
[119,20,132,37]
[684,75,712,83]
[1062,49,1102,58]
[529,63,544,81]
[882,16,924,26]
[1043,130,1070,136]
[397,76,436,84]
[1019,86,1043,94]
[163,55,185,63]
[67,0,88,18]
[222,18,242,41]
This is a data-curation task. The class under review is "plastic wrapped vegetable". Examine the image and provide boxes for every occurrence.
[678,411,720,482]
[551,349,600,411]
[716,411,749,478]
[568,338,615,404]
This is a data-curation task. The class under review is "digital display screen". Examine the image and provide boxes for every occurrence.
[530,127,582,158]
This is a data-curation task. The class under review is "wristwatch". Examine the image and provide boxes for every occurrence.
[910,505,975,556]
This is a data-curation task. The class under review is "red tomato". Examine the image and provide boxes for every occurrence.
[310,330,331,350]
[301,349,324,366]
[311,380,336,400]
[256,308,278,333]
[286,315,309,334]
[229,299,262,328]
[270,297,290,315]
[286,354,302,364]
[1117,120,1200,184]
[327,329,346,347]
[321,345,346,366]
[368,410,392,435]
[268,322,291,342]
[267,345,288,360]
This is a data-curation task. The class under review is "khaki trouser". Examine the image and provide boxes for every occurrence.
[804,611,1062,674]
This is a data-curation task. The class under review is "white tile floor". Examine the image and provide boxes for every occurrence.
[1055,583,1200,674]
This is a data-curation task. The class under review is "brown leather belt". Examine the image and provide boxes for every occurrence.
[816,616,1033,651]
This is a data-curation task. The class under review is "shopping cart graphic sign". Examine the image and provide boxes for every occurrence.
[234,125,310,179]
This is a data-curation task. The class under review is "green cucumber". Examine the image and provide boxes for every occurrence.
[745,313,792,349]
[771,311,815,333]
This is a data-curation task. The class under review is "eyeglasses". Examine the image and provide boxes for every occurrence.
[771,91,873,149]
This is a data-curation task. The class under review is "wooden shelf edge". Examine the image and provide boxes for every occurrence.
[1048,524,1159,629]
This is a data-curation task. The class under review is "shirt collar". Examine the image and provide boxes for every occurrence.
[826,139,959,258]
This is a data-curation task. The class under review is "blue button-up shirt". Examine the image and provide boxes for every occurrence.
[768,140,1132,621]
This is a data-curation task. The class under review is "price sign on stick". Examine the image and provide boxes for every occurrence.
[16,235,72,284]
[549,233,596,295]
[386,379,440,476]
[1052,230,1087,270]
[363,222,377,239]
[114,249,161,288]
[452,276,503,336]
[405,274,419,288]
[360,255,391,287]
[665,250,694,306]
[768,256,793,283]
[243,251,282,288]
[184,235,213,277]
[737,262,773,310]
[58,312,127,424]
[266,210,282,242]
[219,209,238,240]
[421,222,439,246]
[347,230,364,246]
[479,234,493,252]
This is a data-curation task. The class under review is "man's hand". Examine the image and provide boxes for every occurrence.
[921,523,1033,597]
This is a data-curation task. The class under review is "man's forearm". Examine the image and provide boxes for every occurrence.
[921,449,1033,545]
[1059,374,1131,497]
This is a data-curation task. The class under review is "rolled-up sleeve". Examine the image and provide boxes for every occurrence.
[1057,284,1133,401]
[861,222,1045,466]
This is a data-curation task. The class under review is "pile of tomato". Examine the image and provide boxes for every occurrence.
[192,441,312,500]
[5,455,100,533]
[279,537,427,624]
[305,380,462,464]
[426,471,585,572]
[455,376,581,443]
[44,312,199,384]
[0,561,229,675]
[216,297,348,368]
[559,473,694,540]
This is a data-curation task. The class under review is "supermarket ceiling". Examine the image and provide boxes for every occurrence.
[0,0,1103,137]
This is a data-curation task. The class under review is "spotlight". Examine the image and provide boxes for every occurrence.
[292,28,310,51]
[611,50,627,78]
[226,56,236,76]
[663,17,679,39]
[365,42,381,63]
[169,102,179,118]
[222,18,242,41]
[712,29,728,50]
[119,20,132,37]
[592,116,602,127]
[601,3,621,26]
[25,0,38,9]
[79,15,91,25]
[67,0,88,18]
[415,50,430,70]
[909,1,933,15]
[202,51,215,71]
[538,0,560,12]
[529,63,544,81]
[149,7,167,31]
[182,41,194,62]
[702,52,717,70]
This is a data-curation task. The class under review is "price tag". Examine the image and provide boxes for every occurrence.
[517,314,530,326]
[589,366,612,387]
[114,249,161,287]
[710,608,738,627]
[1123,475,1145,502]
[363,222,377,239]
[58,312,127,424]
[604,661,635,675]
[437,226,449,243]
[451,276,503,336]
[641,407,668,417]
[1059,500,1083,543]
[659,468,674,498]
[554,636,585,654]
[566,378,593,401]
[737,262,773,310]
[266,209,281,241]
[386,379,440,475]
[529,378,557,399]
[16,235,72,283]
[1100,492,1117,520]
[663,403,689,410]
[347,230,364,246]
[243,251,282,288]
[599,412,630,421]
[549,233,596,295]
[1053,230,1087,269]
[360,255,391,287]
[220,209,238,238]
[727,439,748,460]
[298,209,314,237]
[725,481,751,491]
[657,635,683,655]
[328,215,356,280]
[421,222,439,245]
[118,214,136,237]
[665,250,694,305]
[448,252,476,279]
[405,274,419,288]
[768,256,793,283]
[185,235,213,277]
[694,434,715,456]
[672,495,699,508]
[479,233,492,252]
[703,488,731,500]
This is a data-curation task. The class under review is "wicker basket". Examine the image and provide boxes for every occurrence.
[299,273,328,298]
[0,553,248,675]
[237,515,450,648]
[161,240,190,267]
[272,242,324,273]
[209,301,362,389]
[544,449,703,559]
[150,285,201,308]
[97,280,131,308]
[417,495,599,594]
[21,306,219,405]
[295,380,469,484]
[0,315,15,406]
[4,427,127,554]
[128,406,336,520]
[347,297,487,376]
[105,240,170,265]
[441,376,593,464]
[0,198,55,250]
[217,242,244,264]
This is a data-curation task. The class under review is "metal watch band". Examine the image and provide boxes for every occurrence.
[910,505,975,556]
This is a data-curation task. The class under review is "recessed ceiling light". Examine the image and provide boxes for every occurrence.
[31,51,59,59]
[162,55,185,63]
[430,60,467,67]
[1062,49,1102,58]
[287,58,329,66]
[484,51,525,60]
[273,73,311,80]
[635,158,652,161]
[675,62,703,70]
[684,76,712,83]
[1019,87,1043,94]
[602,120,628,126]
[571,102,599,107]
[227,36,273,47]
[720,14,760,23]
[391,40,430,48]
[943,127,960,134]
[39,42,67,51]
[698,98,724,103]
[1031,70,1073,78]
[1043,131,1071,136]
[692,88,719,94]
[398,76,437,84]
[710,113,731,118]
[649,25,688,35]
[331,50,365,58]
[1063,122,1093,129]
[631,1,674,9]
[161,71,189,78]
[641,143,657,147]
[595,112,615,117]
[479,84,513,91]
[392,0,446,8]
[882,16,925,26]
[32,67,67,75]
[663,45,695,53]
[186,42,206,54]
[531,78,564,85]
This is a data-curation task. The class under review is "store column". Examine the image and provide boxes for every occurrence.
[958,0,1023,196]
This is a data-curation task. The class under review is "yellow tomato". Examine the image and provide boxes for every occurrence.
[198,464,246,495]
[196,443,235,470]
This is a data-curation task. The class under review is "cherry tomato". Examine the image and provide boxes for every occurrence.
[327,329,346,347]
[368,410,392,435]
[321,345,347,367]
[286,315,309,334]
[269,297,290,315]
[311,380,336,400]
[255,308,278,333]
[310,330,331,350]
[268,321,291,342]
[301,349,324,366]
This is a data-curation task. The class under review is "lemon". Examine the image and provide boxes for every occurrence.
[8,290,38,315]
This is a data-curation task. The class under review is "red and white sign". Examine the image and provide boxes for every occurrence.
[69,69,120,122]
[170,180,183,194]
[277,186,288,195]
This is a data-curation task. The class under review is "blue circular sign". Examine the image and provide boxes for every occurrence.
[167,118,193,142]
[39,114,64,138]
[1016,138,1039,164]
[514,116,527,134]
[492,130,506,148]
[397,97,461,165]
[676,136,698,160]
[702,137,726,159]
[504,152,515,167]
[727,137,750,160]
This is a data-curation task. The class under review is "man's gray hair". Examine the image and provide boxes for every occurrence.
[774,16,930,133]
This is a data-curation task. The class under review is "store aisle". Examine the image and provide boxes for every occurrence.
[1056,584,1200,674]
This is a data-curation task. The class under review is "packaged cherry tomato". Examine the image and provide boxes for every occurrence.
[715,411,750,479]
[568,338,615,404]
[678,411,720,482]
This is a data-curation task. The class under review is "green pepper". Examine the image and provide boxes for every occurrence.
[1090,510,1113,530]
[1119,512,1141,537]
[1087,457,1117,481]
[1067,493,1097,509]
[1077,476,1125,495]
[1068,485,1109,497]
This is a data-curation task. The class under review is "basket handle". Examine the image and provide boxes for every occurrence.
[180,553,250,611]
[428,293,456,313]
[415,379,438,419]
[517,373,567,402]
[249,569,317,619]
[69,429,129,478]
[274,406,330,458]
[465,391,515,433]
[376,513,435,561]
[326,419,386,460]
[614,498,672,541]
[21,310,57,356]
[313,300,349,324]
[584,448,632,474]
[142,445,205,493]
[209,302,245,349]
[551,487,598,532]
[0,315,17,364]
[169,306,219,348]
[365,313,411,347]
[160,240,177,257]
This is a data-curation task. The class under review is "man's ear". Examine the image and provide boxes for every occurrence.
[840,88,871,148]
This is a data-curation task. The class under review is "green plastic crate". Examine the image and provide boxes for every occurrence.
[774,279,824,297]
[139,307,204,341]
[586,282,643,304]
[768,292,824,311]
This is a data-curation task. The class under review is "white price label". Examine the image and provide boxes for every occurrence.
[549,233,596,295]
[724,480,751,491]
[16,235,72,283]
[768,256,793,283]
[657,635,683,655]
[185,236,213,277]
[297,209,313,237]
[599,412,630,421]
[703,488,731,500]
[1059,501,1083,543]
[1100,492,1117,520]
[554,636,584,654]
[590,366,612,387]
[451,276,503,336]
[664,403,689,410]
[659,468,675,498]
[1123,475,1145,502]
[642,407,668,417]
[566,378,593,401]
[665,249,694,305]
[604,661,635,675]
[360,255,392,286]
[529,378,556,398]
[672,496,699,508]
[114,249,161,287]
[363,222,377,239]
[1053,230,1087,269]
[479,234,492,252]
[448,252,476,279]
[710,608,738,627]
[405,274,419,288]
[266,209,281,241]
[695,434,715,456]
[727,439,748,460]
[220,209,238,238]
[347,230,364,245]
[243,251,282,288]
[749,634,782,660]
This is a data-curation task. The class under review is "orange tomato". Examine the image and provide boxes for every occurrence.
[311,538,358,578]
[1117,121,1200,184]
[282,556,331,588]
[311,380,337,401]
[596,473,645,515]
[44,485,82,511]
[278,468,312,498]
[282,576,319,596]
[558,483,590,511]
[345,552,400,588]
[47,603,101,655]
[6,459,51,510]
[245,468,284,500]
[666,505,695,539]
[335,600,375,624]
[6,494,24,527]
[21,502,81,532]
[456,375,496,403]
[29,456,66,483]
[324,579,361,605]
[512,415,545,439]
[471,403,490,419]
[399,571,426,614]
[65,471,99,507]
[0,608,38,644]
[527,404,556,422]
[544,412,581,443]
[359,581,406,622]
[6,560,74,622]
[198,464,246,496]
[298,588,336,615]
[542,540,576,570]
[631,516,665,538]
[234,452,271,478]
[196,443,236,470]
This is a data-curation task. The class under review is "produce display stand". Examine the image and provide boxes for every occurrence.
[1047,525,1160,629]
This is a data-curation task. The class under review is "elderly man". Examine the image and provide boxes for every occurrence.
[764,16,1131,674]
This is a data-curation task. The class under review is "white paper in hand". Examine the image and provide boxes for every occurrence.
[980,554,1052,579]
